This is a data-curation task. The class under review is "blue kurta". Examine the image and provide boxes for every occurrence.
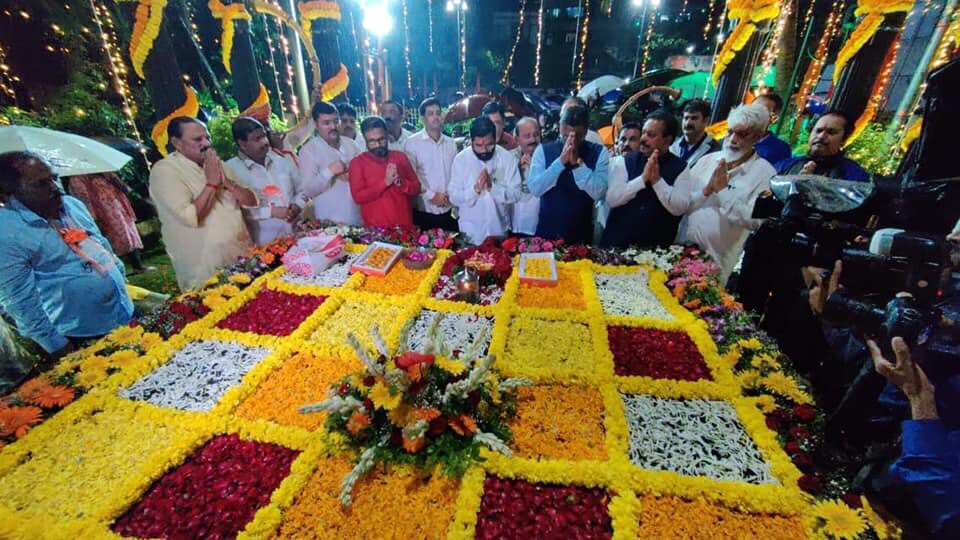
[0,196,133,352]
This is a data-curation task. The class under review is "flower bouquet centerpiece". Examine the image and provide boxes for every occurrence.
[432,238,513,304]
[300,314,530,505]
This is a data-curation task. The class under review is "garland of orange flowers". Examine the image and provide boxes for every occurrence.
[900,117,921,152]
[299,1,341,38]
[320,63,350,101]
[833,0,912,84]
[207,0,252,75]
[712,0,781,84]
[151,85,200,156]
[128,0,168,79]
[239,83,271,123]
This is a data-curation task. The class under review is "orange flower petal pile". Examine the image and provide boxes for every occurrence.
[276,456,460,539]
[511,385,607,461]
[637,495,806,539]
[358,263,428,295]
[516,268,586,310]
[234,353,361,431]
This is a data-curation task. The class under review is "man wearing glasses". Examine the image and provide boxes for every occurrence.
[348,116,421,227]
[646,103,777,282]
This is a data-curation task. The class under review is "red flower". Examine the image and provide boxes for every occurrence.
[502,237,519,252]
[111,434,298,538]
[793,404,816,423]
[394,351,435,369]
[797,473,822,494]
[788,426,812,441]
[783,440,801,455]
[476,476,612,540]
[608,326,712,381]
[841,492,863,508]
[216,289,325,336]
[765,415,782,431]
[790,452,815,471]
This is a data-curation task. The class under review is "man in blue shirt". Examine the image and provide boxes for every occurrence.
[0,151,133,360]
[867,336,959,538]
[752,93,793,166]
[774,110,870,181]
[528,105,609,244]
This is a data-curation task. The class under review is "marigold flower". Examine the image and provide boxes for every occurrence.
[228,272,253,284]
[368,382,402,411]
[402,434,426,453]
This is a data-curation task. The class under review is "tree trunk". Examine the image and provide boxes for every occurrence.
[167,0,228,106]
[832,12,907,119]
[712,30,765,123]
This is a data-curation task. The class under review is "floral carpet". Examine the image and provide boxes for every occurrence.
[0,239,886,539]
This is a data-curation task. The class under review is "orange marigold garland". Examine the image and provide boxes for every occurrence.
[833,0,912,84]
[712,0,781,84]
[129,0,168,79]
[207,0,252,75]
[516,268,586,310]
[638,495,807,538]
[511,385,607,461]
[151,85,200,156]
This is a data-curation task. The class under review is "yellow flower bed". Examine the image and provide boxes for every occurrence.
[276,456,460,539]
[511,384,607,461]
[234,352,362,431]
[516,267,586,310]
[0,243,880,538]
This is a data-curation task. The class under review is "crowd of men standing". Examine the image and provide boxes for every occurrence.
[0,92,870,364]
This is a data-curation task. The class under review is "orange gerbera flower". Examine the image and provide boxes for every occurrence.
[59,228,88,245]
[346,411,371,434]
[448,414,477,436]
[684,298,703,309]
[261,252,275,265]
[0,406,44,438]
[31,385,75,409]
[413,408,441,422]
[402,434,426,453]
[459,414,477,434]
[15,377,50,401]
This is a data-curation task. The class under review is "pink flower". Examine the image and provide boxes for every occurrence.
[518,243,527,252]
[433,238,444,248]
[418,234,429,245]
[530,244,541,252]
[542,241,553,250]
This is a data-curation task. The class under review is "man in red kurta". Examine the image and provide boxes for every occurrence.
[349,116,420,227]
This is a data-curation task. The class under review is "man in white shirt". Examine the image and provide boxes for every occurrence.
[669,98,721,167]
[225,117,307,245]
[647,103,776,281]
[510,117,541,236]
[298,101,364,225]
[403,97,459,231]
[449,117,522,244]
[381,100,413,151]
[337,102,365,146]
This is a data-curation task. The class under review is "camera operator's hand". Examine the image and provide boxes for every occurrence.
[867,337,938,420]
[807,260,842,315]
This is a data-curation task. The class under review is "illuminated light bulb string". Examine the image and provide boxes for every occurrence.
[260,13,289,116]
[364,34,377,113]
[428,0,434,53]
[403,0,413,98]
[0,39,18,103]
[534,0,544,86]
[501,0,528,86]
[754,0,792,97]
[640,5,657,75]
[183,0,204,53]
[681,0,689,18]
[460,3,467,90]
[89,0,150,165]
[575,0,591,91]
[703,0,718,41]
[270,0,299,116]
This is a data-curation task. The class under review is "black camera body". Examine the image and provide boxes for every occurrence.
[823,291,942,347]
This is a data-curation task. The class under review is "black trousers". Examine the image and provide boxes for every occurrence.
[413,210,459,232]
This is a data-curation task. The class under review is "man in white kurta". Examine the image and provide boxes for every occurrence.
[149,118,258,290]
[509,117,542,236]
[225,118,308,245]
[646,103,776,281]
[403,98,459,231]
[448,118,522,245]
[299,101,364,225]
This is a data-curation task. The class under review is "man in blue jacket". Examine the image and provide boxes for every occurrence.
[528,105,609,244]
[775,110,869,181]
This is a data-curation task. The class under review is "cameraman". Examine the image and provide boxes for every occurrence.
[866,337,959,539]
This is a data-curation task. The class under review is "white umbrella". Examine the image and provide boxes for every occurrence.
[577,75,628,104]
[0,125,133,176]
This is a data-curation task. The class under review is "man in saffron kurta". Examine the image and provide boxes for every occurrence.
[348,116,420,227]
[149,117,258,290]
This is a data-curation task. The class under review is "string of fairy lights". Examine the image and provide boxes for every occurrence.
[703,0,718,41]
[364,34,378,113]
[754,0,792,97]
[428,0,434,53]
[680,0,689,18]
[575,0,592,91]
[402,0,413,98]
[270,0,299,116]
[259,13,289,116]
[501,0,528,86]
[534,0,544,86]
[88,0,150,165]
[459,3,467,89]
[183,0,205,54]
[640,5,657,75]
